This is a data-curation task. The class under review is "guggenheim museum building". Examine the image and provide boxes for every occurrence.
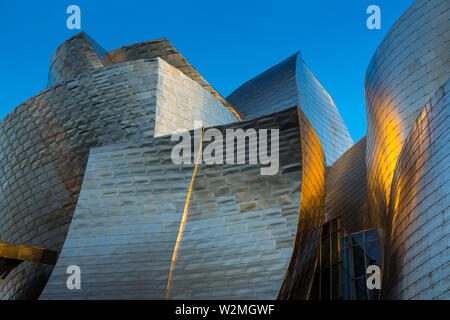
[0,0,448,300]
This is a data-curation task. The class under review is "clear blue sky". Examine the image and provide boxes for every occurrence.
[0,0,415,142]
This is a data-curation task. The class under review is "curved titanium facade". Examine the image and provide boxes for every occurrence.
[324,137,371,234]
[103,38,243,119]
[0,59,160,299]
[384,80,449,299]
[0,35,237,299]
[365,0,449,232]
[48,33,242,120]
[227,52,354,165]
[40,107,323,299]
[278,109,326,299]
[168,107,304,299]
[364,0,449,299]
[40,135,196,299]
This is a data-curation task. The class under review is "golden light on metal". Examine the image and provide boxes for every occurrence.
[165,128,205,300]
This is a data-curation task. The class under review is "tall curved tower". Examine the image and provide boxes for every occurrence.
[385,80,449,299]
[365,0,449,299]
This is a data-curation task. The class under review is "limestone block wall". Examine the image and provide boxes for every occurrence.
[227,52,353,165]
[384,80,449,299]
[324,137,371,234]
[40,136,195,299]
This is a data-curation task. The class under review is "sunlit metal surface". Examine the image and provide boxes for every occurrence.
[383,80,449,299]
[166,128,204,299]
[0,243,57,265]
[227,52,354,165]
[1,1,448,299]
[41,107,309,299]
[364,0,449,299]
[324,137,372,234]
[365,0,449,231]
[40,134,197,299]
[278,108,326,299]
[0,243,57,285]
[0,34,238,300]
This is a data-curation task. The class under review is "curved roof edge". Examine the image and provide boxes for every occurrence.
[364,0,419,85]
[48,32,244,120]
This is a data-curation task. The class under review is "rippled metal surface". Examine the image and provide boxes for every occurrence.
[364,0,449,299]
[47,32,242,119]
[384,80,449,299]
[324,137,372,234]
[365,0,449,232]
[1,34,240,300]
[47,32,105,87]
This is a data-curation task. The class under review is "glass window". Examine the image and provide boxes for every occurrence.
[321,270,330,300]
[313,217,343,300]
[365,240,381,267]
[331,231,339,264]
[351,233,363,247]
[342,281,352,300]
[364,229,379,242]
[331,218,338,233]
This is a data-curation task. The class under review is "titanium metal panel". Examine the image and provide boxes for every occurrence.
[278,108,326,299]
[324,137,371,234]
[41,107,308,299]
[48,32,242,119]
[40,136,196,299]
[47,32,105,87]
[364,0,449,299]
[0,38,238,299]
[384,80,449,299]
[168,107,303,299]
[365,0,449,233]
